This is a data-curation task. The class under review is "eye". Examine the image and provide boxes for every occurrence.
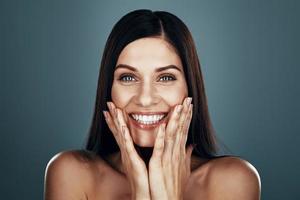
[158,75,176,82]
[118,74,137,82]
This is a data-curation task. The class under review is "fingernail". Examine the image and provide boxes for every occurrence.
[186,97,192,106]
[103,111,108,119]
[176,105,183,113]
[106,102,111,109]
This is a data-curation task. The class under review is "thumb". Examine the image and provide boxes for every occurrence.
[186,144,196,171]
[186,144,195,157]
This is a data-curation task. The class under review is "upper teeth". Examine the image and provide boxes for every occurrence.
[131,114,165,124]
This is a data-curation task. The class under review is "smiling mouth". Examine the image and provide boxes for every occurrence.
[129,112,168,129]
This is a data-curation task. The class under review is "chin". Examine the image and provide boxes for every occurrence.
[131,134,155,148]
[133,140,154,148]
[129,127,157,148]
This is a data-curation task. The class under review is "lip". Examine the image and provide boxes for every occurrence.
[129,112,168,115]
[129,112,169,130]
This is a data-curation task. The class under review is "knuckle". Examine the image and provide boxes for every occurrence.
[182,106,189,114]
[175,112,181,119]
[126,147,134,154]
[178,124,185,131]
[172,152,180,161]
[166,134,175,141]
[183,108,189,115]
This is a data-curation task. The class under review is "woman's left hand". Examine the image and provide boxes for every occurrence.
[148,97,194,200]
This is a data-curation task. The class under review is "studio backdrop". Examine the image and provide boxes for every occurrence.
[1,0,299,199]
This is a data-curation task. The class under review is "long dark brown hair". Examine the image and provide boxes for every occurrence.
[85,9,219,160]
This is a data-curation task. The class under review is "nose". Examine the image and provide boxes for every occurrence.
[134,80,159,107]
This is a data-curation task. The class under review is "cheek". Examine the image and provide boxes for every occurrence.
[111,81,188,106]
[111,83,134,107]
[159,83,188,104]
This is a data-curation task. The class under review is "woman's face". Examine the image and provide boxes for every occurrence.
[111,37,188,147]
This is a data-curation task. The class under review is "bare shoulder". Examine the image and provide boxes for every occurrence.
[44,150,105,200]
[192,156,261,200]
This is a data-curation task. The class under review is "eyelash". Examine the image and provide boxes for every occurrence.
[118,74,177,83]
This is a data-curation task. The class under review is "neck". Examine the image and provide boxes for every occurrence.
[134,144,153,167]
[113,145,154,174]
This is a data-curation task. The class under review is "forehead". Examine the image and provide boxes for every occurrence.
[116,37,183,71]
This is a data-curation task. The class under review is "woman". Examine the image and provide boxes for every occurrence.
[44,9,261,200]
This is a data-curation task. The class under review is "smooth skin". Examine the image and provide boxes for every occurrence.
[111,37,189,147]
[44,37,261,200]
[104,97,194,199]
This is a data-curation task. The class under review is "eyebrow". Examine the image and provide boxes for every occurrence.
[115,64,182,73]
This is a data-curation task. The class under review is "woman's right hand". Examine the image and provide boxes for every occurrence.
[103,102,151,200]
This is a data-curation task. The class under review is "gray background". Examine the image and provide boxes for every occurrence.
[1,0,299,199]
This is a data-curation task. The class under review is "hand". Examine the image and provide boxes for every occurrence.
[103,102,150,200]
[148,97,194,200]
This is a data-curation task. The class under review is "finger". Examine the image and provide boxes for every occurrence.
[152,123,166,162]
[165,105,183,140]
[116,109,134,158]
[174,97,192,158]
[103,110,121,144]
[116,108,127,127]
[149,124,168,199]
[107,103,129,151]
[107,102,121,130]
[115,109,143,162]
[163,105,183,162]
[178,97,192,134]
[115,109,134,161]
[116,108,137,153]
[185,144,195,172]
[122,125,146,170]
[186,144,194,159]
[106,103,130,160]
[180,104,193,155]
[104,110,131,168]
[115,108,143,162]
